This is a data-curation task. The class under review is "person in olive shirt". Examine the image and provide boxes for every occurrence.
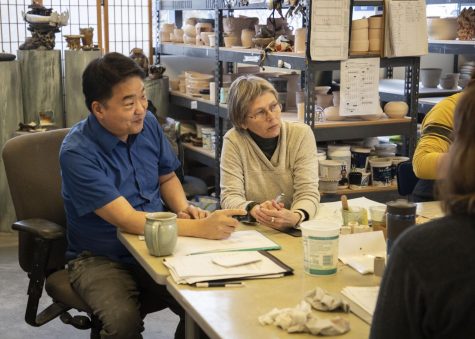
[412,70,475,201]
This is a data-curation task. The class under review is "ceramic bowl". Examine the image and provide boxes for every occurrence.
[421,68,442,88]
[224,36,239,47]
[314,86,331,94]
[384,101,409,118]
[324,106,345,121]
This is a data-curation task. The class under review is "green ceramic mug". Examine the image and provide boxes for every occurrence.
[144,212,177,257]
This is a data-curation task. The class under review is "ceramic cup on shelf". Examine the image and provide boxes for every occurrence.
[294,27,307,53]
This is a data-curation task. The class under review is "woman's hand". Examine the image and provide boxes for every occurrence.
[251,202,300,230]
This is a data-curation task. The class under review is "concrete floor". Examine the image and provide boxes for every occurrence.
[0,232,179,339]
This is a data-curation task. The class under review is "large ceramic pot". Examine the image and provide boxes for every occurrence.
[223,16,259,46]
[420,68,442,88]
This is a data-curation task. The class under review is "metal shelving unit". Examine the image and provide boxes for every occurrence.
[157,0,421,196]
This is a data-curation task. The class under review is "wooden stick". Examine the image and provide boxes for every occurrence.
[341,195,349,211]
[103,0,109,53]
[96,0,103,52]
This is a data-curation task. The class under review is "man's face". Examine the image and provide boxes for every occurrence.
[92,76,148,142]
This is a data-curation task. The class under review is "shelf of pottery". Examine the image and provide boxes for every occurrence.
[156,0,421,195]
[413,4,475,113]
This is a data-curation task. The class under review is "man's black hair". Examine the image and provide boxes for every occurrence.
[82,52,146,112]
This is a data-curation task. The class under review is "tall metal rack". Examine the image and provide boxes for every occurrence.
[156,0,420,196]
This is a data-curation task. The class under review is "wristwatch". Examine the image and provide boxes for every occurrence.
[293,210,306,229]
[246,202,259,222]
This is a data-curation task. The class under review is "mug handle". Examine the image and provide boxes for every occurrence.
[151,221,162,256]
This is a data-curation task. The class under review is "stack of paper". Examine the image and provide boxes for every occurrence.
[341,286,380,324]
[164,251,292,284]
[383,0,428,57]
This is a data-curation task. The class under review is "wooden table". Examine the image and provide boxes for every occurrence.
[118,201,443,338]
[166,224,379,339]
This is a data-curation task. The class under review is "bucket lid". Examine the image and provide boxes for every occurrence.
[386,199,416,215]
[301,219,340,236]
[319,159,342,167]
[351,147,371,153]
[369,158,392,167]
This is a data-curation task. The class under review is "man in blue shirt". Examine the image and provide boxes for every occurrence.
[60,52,245,338]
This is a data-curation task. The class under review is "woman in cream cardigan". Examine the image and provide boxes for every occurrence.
[220,75,320,230]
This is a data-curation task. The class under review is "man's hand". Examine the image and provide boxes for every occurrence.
[177,205,210,219]
[197,209,246,240]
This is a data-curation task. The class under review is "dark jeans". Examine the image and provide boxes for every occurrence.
[68,253,185,339]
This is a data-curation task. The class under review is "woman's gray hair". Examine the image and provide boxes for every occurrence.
[227,75,279,131]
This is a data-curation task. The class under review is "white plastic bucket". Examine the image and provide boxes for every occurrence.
[328,145,351,171]
[301,220,341,276]
[319,159,342,179]
[369,158,392,186]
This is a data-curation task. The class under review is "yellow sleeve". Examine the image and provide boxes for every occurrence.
[413,93,460,179]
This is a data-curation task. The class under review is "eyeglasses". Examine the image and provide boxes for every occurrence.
[247,102,282,121]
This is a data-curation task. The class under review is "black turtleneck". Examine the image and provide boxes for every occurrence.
[248,130,278,160]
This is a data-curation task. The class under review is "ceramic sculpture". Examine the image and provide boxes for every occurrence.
[457,7,475,40]
[130,48,149,76]
[19,3,69,50]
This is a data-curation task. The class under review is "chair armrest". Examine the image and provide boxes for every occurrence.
[12,218,65,240]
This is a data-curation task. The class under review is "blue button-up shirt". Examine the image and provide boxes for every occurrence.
[60,112,180,262]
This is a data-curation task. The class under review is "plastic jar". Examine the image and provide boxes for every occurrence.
[328,145,351,171]
[301,220,341,276]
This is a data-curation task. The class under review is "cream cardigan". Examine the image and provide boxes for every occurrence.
[220,121,320,219]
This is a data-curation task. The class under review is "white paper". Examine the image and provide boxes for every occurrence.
[416,201,444,220]
[163,251,287,284]
[212,252,263,268]
[310,0,350,61]
[384,0,428,57]
[338,231,387,274]
[173,230,280,256]
[340,58,381,116]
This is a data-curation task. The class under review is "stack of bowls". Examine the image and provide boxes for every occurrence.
[185,71,213,96]
[374,143,397,157]
[160,23,175,42]
[318,159,343,193]
[439,73,460,89]
[350,18,369,53]
[368,15,383,53]
[458,61,474,88]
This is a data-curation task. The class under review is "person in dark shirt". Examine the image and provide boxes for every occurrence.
[60,52,245,338]
[370,85,475,339]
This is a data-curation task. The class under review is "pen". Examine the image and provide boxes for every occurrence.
[275,193,285,204]
[195,282,245,288]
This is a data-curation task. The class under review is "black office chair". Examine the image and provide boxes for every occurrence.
[2,129,105,337]
[161,117,209,199]
[397,160,419,199]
